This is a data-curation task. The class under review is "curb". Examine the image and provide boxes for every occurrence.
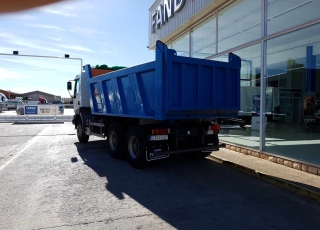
[222,142,320,176]
[207,154,320,203]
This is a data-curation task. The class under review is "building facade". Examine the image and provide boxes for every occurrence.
[0,89,21,100]
[21,91,55,103]
[149,0,320,166]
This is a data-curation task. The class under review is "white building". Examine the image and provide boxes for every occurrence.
[148,0,320,167]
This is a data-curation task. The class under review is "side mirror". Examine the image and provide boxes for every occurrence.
[67,82,72,91]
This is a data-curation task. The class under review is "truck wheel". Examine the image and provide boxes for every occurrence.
[77,118,89,143]
[106,122,126,159]
[125,127,148,168]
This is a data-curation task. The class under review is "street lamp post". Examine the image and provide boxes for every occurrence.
[0,52,83,73]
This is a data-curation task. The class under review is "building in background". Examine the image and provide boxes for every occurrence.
[21,91,55,103]
[0,89,21,99]
[0,89,70,103]
[148,0,320,166]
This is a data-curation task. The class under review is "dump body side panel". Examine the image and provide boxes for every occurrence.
[85,41,241,121]
[164,54,240,119]
[85,61,157,120]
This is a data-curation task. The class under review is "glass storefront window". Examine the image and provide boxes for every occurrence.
[266,23,320,165]
[267,0,320,35]
[217,44,262,150]
[161,0,320,166]
[192,16,216,59]
[218,0,261,53]
[172,33,189,57]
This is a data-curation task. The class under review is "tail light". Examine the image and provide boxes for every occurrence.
[152,128,170,135]
[208,124,220,134]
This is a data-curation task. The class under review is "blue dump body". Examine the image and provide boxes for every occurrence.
[84,41,241,121]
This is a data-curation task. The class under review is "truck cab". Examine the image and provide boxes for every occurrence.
[70,73,90,114]
[69,69,112,114]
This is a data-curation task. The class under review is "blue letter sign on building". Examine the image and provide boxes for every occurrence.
[151,0,186,33]
[25,106,38,114]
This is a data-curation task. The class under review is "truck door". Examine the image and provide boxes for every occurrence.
[73,77,81,112]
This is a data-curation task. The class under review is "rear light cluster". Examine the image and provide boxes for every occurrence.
[152,128,170,135]
[208,124,220,134]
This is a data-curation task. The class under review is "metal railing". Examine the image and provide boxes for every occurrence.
[0,114,73,123]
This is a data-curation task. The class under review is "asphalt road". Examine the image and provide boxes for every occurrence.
[0,123,320,230]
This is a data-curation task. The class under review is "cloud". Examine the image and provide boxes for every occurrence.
[48,37,63,42]
[0,58,80,73]
[0,31,66,53]
[0,45,15,53]
[0,68,25,82]
[1,14,36,20]
[55,44,95,53]
[40,8,77,18]
[68,27,106,36]
[25,24,65,31]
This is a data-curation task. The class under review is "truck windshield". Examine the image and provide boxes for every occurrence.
[74,78,80,96]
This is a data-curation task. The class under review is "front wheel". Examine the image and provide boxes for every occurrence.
[77,118,89,143]
[125,127,148,168]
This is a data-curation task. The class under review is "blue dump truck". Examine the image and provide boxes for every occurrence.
[68,41,241,168]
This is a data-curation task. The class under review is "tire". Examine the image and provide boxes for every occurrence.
[77,118,89,143]
[125,126,148,168]
[106,122,126,159]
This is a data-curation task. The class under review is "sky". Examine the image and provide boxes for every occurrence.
[0,0,155,98]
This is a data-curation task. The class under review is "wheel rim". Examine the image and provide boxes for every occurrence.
[109,131,117,151]
[128,136,139,159]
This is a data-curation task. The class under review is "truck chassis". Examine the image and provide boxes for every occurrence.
[73,107,222,168]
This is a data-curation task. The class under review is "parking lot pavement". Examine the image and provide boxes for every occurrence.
[0,123,320,230]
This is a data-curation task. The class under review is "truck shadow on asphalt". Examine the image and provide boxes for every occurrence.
[74,140,320,229]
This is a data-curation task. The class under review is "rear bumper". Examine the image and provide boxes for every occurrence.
[152,143,225,157]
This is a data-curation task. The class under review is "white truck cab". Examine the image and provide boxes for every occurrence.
[69,73,90,113]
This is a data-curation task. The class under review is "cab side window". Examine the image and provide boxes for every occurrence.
[74,79,80,95]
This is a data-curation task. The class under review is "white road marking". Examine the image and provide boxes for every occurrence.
[0,127,48,172]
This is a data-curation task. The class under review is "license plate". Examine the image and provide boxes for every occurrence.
[149,135,168,141]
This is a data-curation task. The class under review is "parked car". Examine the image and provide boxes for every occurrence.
[6,100,19,110]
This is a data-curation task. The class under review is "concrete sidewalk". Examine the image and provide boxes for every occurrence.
[208,148,320,202]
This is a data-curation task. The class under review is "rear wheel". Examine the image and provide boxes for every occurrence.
[106,122,126,159]
[77,118,89,143]
[125,127,148,168]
